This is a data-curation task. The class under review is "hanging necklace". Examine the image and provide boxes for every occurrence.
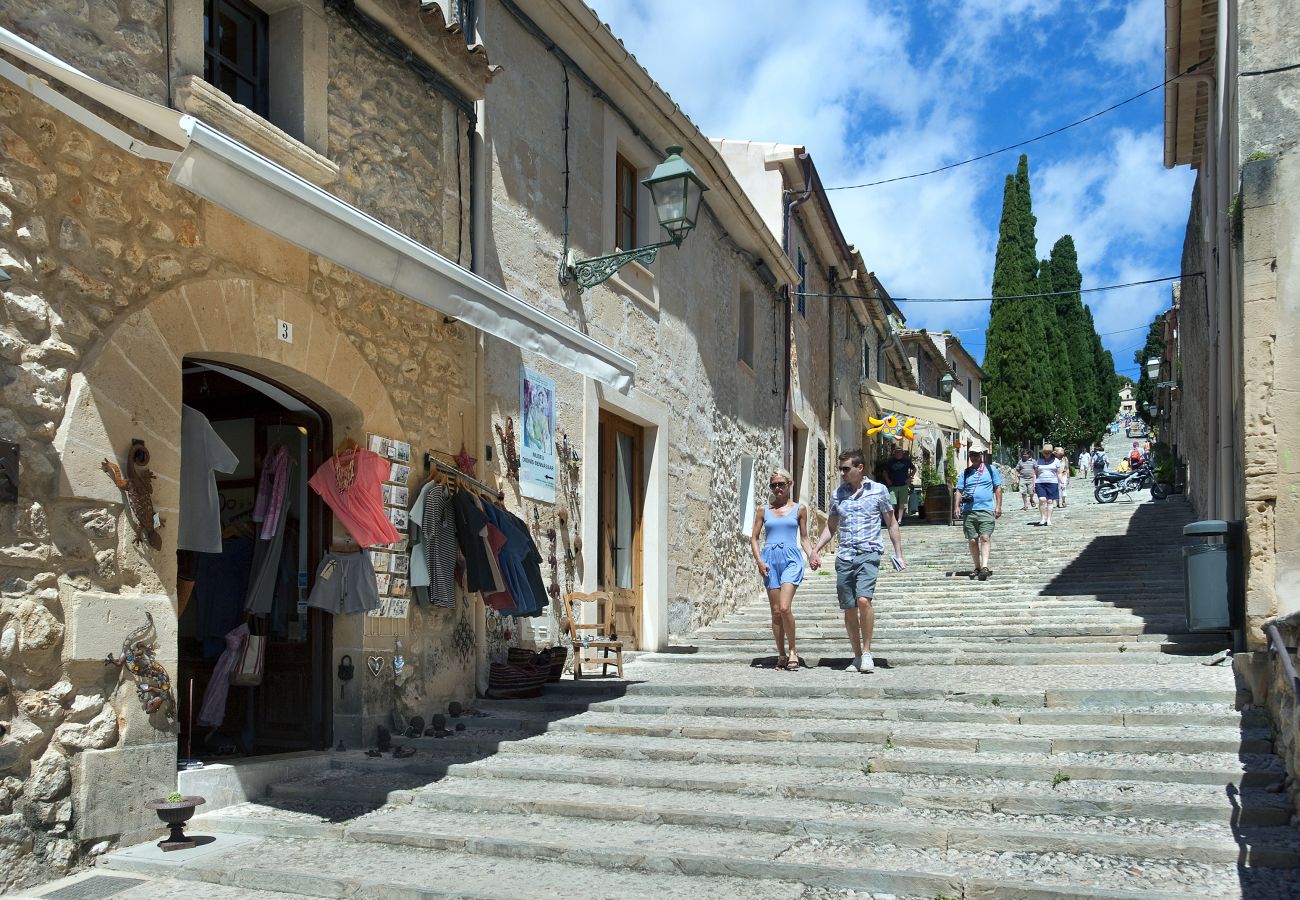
[335,449,358,493]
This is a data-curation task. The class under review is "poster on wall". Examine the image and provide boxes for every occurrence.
[519,367,557,503]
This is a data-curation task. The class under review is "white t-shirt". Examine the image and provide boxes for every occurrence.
[1034,457,1062,483]
[177,405,239,552]
[1079,451,1091,468]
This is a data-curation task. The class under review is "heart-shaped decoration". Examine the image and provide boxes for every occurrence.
[367,655,385,676]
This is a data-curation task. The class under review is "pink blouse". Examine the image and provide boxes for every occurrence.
[308,449,400,548]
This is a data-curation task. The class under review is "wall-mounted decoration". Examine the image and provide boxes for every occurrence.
[105,612,174,718]
[101,439,164,550]
[867,412,917,442]
[367,655,386,676]
[450,616,475,666]
[494,416,521,483]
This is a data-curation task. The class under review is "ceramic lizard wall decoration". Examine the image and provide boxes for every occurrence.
[105,612,175,718]
[102,439,164,550]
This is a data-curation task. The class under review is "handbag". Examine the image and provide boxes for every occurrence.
[230,626,265,687]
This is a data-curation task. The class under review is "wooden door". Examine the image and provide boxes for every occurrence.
[597,411,643,648]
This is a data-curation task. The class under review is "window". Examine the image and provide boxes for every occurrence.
[615,154,639,251]
[816,440,827,511]
[738,288,754,368]
[796,250,807,317]
[737,456,757,534]
[862,341,871,381]
[204,0,270,118]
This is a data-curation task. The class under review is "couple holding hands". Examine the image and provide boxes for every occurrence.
[749,448,906,674]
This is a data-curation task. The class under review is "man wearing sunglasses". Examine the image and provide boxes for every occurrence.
[810,448,907,673]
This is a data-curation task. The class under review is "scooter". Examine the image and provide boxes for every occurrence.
[1094,463,1168,503]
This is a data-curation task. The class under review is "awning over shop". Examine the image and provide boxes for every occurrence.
[860,380,961,431]
[0,28,636,392]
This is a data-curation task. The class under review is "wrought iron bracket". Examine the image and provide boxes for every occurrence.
[565,242,672,290]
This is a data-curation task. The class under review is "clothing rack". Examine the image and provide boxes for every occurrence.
[425,455,505,502]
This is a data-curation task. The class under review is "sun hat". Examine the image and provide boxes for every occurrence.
[968,443,988,453]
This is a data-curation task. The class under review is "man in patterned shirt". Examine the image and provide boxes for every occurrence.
[810,448,907,673]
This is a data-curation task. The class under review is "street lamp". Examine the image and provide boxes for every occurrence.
[1145,357,1161,380]
[939,372,956,399]
[565,145,709,289]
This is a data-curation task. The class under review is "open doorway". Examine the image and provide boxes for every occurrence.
[597,410,643,648]
[176,359,333,759]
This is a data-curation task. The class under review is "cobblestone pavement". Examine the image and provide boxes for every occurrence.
[33,439,1300,899]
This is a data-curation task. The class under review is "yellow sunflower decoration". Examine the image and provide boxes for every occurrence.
[867,412,916,442]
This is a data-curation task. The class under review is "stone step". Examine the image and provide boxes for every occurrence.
[677,640,1201,656]
[627,649,1211,667]
[473,696,1260,729]
[9,870,310,900]
[722,599,1190,617]
[388,707,1272,755]
[100,832,809,900]
[353,733,1285,788]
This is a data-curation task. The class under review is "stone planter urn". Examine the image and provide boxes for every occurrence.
[145,795,205,851]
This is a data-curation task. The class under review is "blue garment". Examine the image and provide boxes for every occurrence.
[482,504,536,616]
[884,456,913,487]
[829,481,894,559]
[761,503,805,588]
[955,465,1002,511]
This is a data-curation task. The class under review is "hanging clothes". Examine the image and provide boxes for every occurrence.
[451,489,497,593]
[483,503,537,616]
[197,623,249,727]
[508,509,550,617]
[178,405,239,553]
[409,479,457,609]
[246,452,296,617]
[195,537,253,658]
[308,448,399,547]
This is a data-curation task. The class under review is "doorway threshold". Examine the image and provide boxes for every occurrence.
[177,749,336,815]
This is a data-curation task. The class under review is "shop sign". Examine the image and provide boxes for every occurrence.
[519,367,557,503]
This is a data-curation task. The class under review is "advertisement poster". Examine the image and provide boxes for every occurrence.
[519,367,557,503]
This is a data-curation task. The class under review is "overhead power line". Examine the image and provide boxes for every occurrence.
[795,273,1198,304]
[822,60,1211,192]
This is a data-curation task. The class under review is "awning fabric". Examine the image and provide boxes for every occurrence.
[0,28,636,392]
[861,380,961,431]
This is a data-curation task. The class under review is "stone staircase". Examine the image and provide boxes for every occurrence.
[84,494,1300,898]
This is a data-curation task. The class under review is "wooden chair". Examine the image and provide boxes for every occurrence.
[561,590,624,679]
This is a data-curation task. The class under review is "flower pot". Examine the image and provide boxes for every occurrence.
[145,795,205,851]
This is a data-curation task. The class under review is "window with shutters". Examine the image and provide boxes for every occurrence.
[615,154,639,251]
[816,440,827,511]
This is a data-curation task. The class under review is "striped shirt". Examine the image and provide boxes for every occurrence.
[829,480,894,559]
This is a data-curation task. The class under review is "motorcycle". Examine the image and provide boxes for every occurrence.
[1094,462,1169,503]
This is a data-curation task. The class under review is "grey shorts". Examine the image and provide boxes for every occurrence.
[306,550,380,615]
[836,550,881,609]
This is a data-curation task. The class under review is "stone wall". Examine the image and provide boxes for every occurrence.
[0,7,477,887]
[1175,182,1212,523]
[478,0,785,639]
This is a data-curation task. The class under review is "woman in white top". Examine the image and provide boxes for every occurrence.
[1053,446,1069,508]
[1034,444,1062,526]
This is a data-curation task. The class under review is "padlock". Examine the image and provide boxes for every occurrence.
[337,654,355,699]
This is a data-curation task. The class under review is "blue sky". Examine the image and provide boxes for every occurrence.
[585,0,1194,381]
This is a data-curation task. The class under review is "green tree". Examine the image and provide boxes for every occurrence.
[984,155,1052,444]
[1133,314,1166,425]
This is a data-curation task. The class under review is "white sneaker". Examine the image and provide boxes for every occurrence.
[845,655,863,672]
[860,654,876,673]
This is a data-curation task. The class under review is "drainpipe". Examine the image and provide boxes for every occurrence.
[781,150,813,470]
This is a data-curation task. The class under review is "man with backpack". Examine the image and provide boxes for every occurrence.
[952,444,1003,581]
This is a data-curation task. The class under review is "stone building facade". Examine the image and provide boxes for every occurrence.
[1162,0,1300,643]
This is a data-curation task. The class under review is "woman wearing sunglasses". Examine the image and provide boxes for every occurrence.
[750,468,812,671]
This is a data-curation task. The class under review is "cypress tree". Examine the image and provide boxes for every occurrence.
[1133,314,1166,425]
[984,155,1051,445]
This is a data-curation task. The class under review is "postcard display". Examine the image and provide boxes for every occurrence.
[366,435,412,618]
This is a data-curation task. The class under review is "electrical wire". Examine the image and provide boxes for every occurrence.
[794,273,1198,304]
[822,60,1211,192]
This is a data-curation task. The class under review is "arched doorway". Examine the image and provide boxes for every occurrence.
[177,358,333,757]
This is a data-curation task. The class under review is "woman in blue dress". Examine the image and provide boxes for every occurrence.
[749,468,812,671]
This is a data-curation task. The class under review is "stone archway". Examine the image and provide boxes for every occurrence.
[53,275,401,538]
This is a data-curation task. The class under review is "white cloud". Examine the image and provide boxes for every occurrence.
[1095,0,1164,67]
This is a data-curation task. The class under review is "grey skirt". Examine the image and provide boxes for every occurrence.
[305,550,379,615]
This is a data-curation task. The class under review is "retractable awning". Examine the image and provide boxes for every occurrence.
[861,379,961,431]
[0,28,636,392]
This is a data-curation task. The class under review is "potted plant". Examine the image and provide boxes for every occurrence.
[146,792,205,851]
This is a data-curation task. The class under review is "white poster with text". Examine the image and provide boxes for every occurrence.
[519,367,557,503]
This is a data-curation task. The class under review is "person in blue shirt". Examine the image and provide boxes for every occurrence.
[952,444,1003,581]
[882,445,916,521]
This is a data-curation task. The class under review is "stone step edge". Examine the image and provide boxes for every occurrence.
[329,744,1284,788]
[100,835,1201,900]
[282,761,1290,827]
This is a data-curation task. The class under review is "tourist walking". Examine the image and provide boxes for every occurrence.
[1078,448,1092,480]
[1054,446,1070,508]
[882,445,916,521]
[810,449,906,674]
[1033,444,1062,526]
[749,468,811,671]
[1015,450,1037,511]
[952,444,1003,581]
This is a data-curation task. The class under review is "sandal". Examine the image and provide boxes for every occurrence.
[776,655,788,670]
[785,654,800,671]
